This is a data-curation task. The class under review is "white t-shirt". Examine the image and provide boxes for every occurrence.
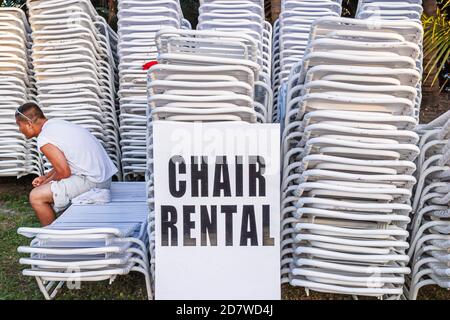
[37,119,118,183]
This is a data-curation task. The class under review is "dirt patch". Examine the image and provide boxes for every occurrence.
[420,93,450,124]
[0,218,17,232]
[0,176,34,195]
[0,204,21,217]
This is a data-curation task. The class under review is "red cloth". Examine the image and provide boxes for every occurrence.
[143,60,158,70]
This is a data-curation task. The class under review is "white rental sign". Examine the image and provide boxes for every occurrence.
[153,121,281,300]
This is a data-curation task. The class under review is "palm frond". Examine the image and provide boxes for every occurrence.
[422,4,450,90]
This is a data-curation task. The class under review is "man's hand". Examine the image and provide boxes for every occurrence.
[32,176,47,188]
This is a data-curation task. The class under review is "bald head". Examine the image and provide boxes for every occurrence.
[15,102,47,139]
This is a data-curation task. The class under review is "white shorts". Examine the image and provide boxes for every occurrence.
[50,175,112,212]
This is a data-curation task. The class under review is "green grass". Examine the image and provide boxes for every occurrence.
[0,181,449,300]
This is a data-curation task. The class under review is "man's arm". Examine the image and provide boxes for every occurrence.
[40,169,57,185]
[40,144,71,181]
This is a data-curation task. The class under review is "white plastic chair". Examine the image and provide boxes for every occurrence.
[17,182,152,300]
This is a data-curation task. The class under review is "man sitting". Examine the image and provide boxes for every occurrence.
[15,102,118,226]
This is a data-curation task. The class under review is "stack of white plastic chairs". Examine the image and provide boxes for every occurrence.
[405,111,450,299]
[116,0,188,180]
[356,0,423,121]
[197,0,273,123]
[0,8,42,177]
[145,28,267,287]
[272,0,342,123]
[27,0,121,176]
[17,182,152,300]
[280,17,423,299]
[147,28,267,124]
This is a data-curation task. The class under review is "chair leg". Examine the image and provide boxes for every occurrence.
[35,277,52,300]
[131,266,153,300]
[50,281,65,299]
[144,272,153,300]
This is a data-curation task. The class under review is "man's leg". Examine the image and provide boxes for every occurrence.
[29,183,55,226]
